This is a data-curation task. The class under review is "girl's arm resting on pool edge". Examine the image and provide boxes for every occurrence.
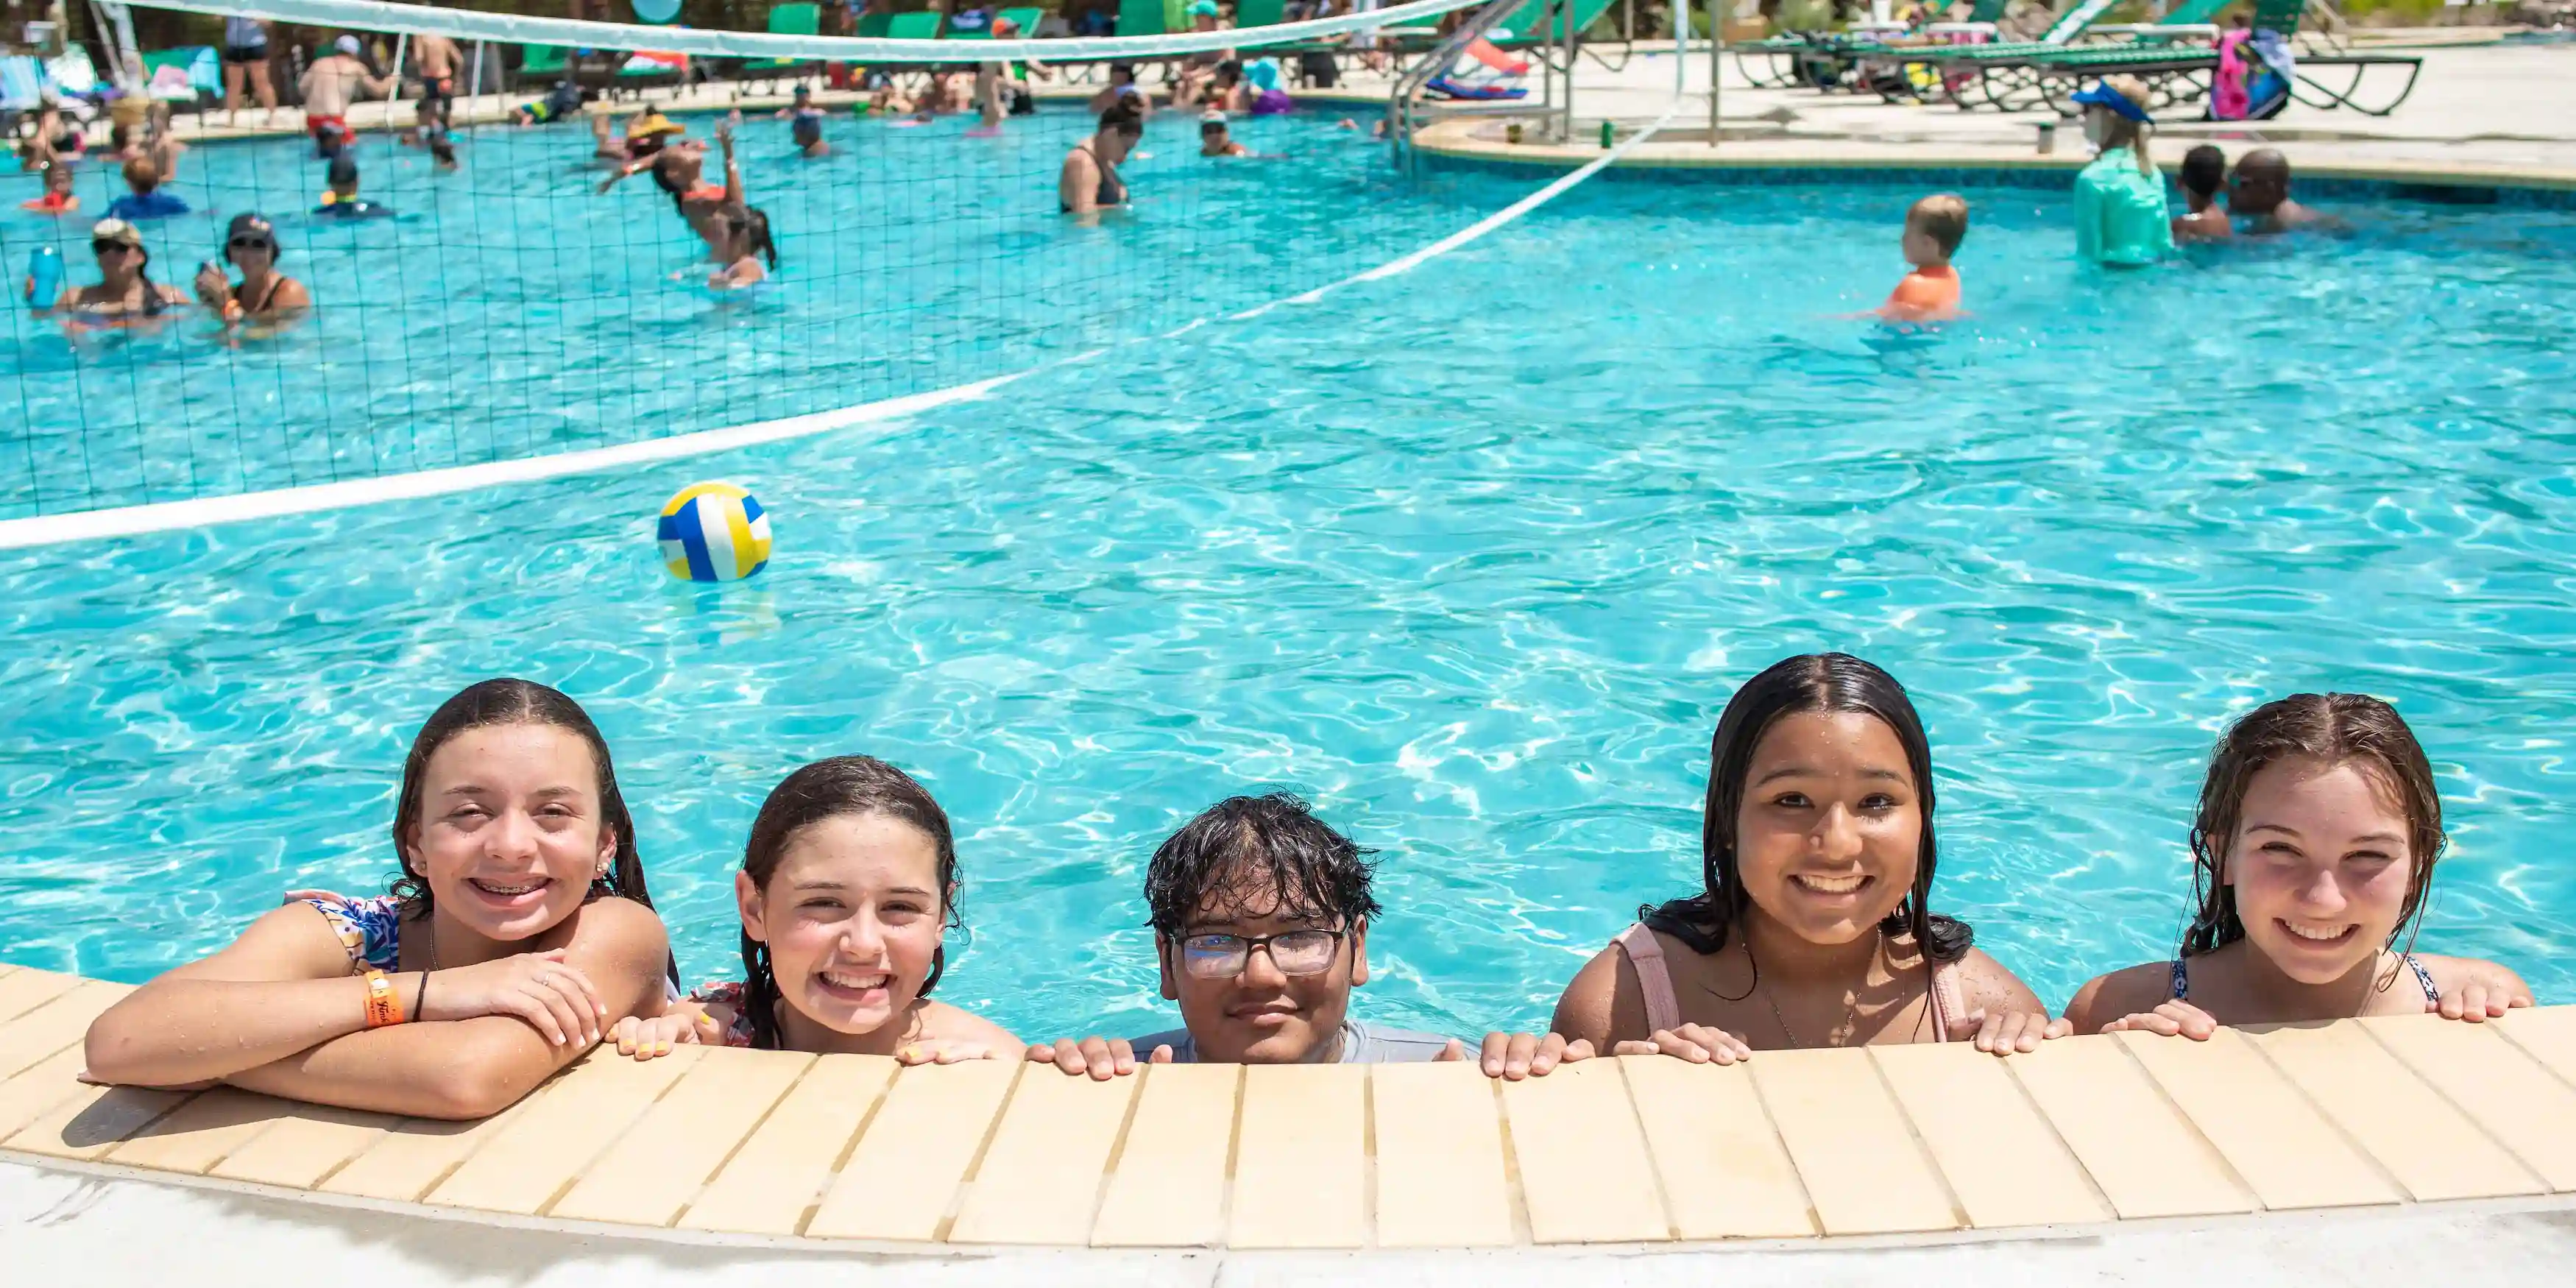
[1945,948,2070,1055]
[84,903,398,1088]
[2059,961,2187,1037]
[222,899,669,1119]
[1554,942,1755,1063]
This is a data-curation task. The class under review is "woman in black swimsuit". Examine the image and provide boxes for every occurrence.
[1060,98,1143,220]
[194,213,311,326]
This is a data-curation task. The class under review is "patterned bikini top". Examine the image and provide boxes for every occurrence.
[307,894,406,972]
[688,980,762,1048]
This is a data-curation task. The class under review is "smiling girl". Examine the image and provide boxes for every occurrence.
[83,679,674,1118]
[611,757,1017,1061]
[2063,693,2532,1037]
[1552,653,2060,1061]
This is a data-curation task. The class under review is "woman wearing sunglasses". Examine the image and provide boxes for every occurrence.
[46,219,190,325]
[194,213,310,325]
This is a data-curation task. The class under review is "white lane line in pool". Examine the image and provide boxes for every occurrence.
[0,368,1053,551]
[1228,103,1684,324]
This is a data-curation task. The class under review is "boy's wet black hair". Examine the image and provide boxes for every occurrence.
[1144,792,1382,938]
[2181,144,2227,198]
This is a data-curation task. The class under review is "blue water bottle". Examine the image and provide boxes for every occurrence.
[25,247,62,308]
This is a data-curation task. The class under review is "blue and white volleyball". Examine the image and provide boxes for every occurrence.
[657,482,772,582]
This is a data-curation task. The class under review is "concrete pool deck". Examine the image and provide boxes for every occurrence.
[7,960,2576,1280]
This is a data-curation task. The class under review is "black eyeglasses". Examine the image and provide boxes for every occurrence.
[1172,928,1346,980]
[227,236,275,253]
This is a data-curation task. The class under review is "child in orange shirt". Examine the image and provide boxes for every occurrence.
[1878,194,1967,322]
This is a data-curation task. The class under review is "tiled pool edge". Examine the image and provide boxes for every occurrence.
[5,965,2576,1254]
[1409,120,2576,207]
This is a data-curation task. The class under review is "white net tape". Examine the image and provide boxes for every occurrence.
[114,0,1498,61]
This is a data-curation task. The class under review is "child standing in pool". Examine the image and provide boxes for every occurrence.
[1876,194,1967,322]
[2063,693,2533,1037]
[1552,654,2063,1061]
[2170,144,2232,243]
[611,757,1019,1061]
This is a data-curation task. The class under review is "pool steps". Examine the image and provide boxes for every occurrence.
[3,961,2575,1248]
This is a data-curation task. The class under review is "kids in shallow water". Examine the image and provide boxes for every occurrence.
[2064,693,2530,1036]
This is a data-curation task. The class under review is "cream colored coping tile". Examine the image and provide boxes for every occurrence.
[2248,1019,2542,1203]
[552,1047,812,1228]
[0,968,79,1027]
[1871,1043,2112,1228]
[2006,1034,2254,1219]
[2497,1007,2576,1083]
[427,1046,702,1214]
[1372,1061,1515,1248]
[805,1057,1016,1242]
[6,1083,196,1160]
[208,1102,403,1189]
[317,1097,539,1202]
[1749,1047,1958,1235]
[1621,1054,1813,1239]
[0,981,132,1081]
[2365,1013,2576,1192]
[2115,1028,2401,1211]
[108,1087,318,1175]
[1230,1063,1366,1249]
[1091,1062,1239,1248]
[0,1047,96,1142]
[949,1061,1141,1245]
[1501,1057,1668,1245]
[680,1053,896,1236]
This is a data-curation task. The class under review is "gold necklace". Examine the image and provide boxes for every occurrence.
[1750,929,1874,1048]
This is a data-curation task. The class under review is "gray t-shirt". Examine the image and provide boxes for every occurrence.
[1125,1018,1455,1064]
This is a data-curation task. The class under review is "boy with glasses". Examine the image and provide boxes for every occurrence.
[1031,792,1593,1078]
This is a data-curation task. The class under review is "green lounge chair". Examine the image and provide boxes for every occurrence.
[1992,0,2424,116]
[1733,0,2011,91]
[514,43,570,91]
[742,1,824,95]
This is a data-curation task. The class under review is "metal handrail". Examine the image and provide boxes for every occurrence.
[1388,0,1540,166]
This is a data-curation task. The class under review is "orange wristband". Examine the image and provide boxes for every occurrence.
[362,969,406,1029]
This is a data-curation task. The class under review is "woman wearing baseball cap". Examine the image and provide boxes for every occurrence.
[2070,77,2173,269]
[46,218,191,324]
[194,213,311,325]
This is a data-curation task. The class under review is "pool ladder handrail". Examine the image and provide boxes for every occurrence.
[1389,0,1559,171]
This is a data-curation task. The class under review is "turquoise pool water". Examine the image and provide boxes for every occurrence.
[5,118,2576,1041]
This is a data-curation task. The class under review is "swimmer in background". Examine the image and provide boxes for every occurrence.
[707,205,779,290]
[1197,110,1249,158]
[412,31,464,134]
[1089,63,1152,121]
[1875,194,1966,323]
[17,105,84,171]
[1205,61,1255,115]
[863,81,917,116]
[970,16,1052,137]
[2171,144,2232,243]
[301,35,394,156]
[776,85,830,158]
[2229,149,2340,234]
[194,212,311,326]
[593,107,683,166]
[314,154,392,219]
[515,79,586,127]
[20,160,78,214]
[105,156,189,220]
[603,112,746,260]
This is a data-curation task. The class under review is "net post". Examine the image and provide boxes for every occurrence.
[1708,0,1722,147]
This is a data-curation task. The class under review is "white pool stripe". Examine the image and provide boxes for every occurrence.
[4,101,1676,551]
[0,372,1033,551]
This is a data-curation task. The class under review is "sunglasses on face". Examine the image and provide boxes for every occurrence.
[93,241,136,258]
[227,236,276,253]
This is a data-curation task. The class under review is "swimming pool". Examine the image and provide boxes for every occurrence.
[4,127,2576,1041]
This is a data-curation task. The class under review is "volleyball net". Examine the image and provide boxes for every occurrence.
[1,0,1621,525]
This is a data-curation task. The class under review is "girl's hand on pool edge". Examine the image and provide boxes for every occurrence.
[612,1006,715,1059]
[1026,1036,1170,1080]
[1465,1031,1595,1080]
[2098,1000,2218,1041]
[1961,1008,2070,1055]
[420,949,605,1048]
[896,1040,999,1065]
[1610,1024,1752,1066]
[2435,974,2533,1023]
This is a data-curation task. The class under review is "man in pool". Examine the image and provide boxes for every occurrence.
[2228,149,2338,233]
[299,35,394,156]
[1030,792,1596,1078]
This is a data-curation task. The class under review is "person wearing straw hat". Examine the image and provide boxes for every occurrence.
[46,218,191,324]
[2069,77,2173,269]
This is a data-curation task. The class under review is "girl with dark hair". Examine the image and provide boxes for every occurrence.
[1060,97,1142,219]
[1551,653,2058,1060]
[2064,693,2531,1037]
[84,679,674,1119]
[707,205,779,291]
[609,756,1017,1061]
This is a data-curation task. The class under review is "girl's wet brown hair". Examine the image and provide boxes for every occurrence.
[387,677,659,930]
[2181,692,2445,958]
[736,756,962,1050]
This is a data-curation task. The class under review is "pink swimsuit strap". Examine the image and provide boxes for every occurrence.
[1615,921,1967,1044]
